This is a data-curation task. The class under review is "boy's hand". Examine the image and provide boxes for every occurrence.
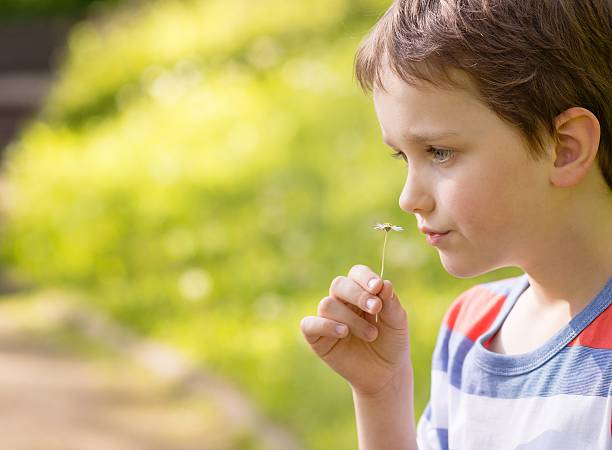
[300,264,412,397]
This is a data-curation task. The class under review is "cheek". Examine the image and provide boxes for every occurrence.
[442,174,512,234]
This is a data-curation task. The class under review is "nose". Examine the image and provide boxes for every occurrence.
[398,170,434,214]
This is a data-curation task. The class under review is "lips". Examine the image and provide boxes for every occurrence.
[419,227,450,235]
[425,230,451,246]
[420,227,451,246]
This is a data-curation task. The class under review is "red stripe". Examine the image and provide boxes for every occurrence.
[444,286,507,342]
[568,304,611,350]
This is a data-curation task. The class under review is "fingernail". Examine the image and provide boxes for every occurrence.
[366,299,377,312]
[336,325,347,336]
[368,278,378,290]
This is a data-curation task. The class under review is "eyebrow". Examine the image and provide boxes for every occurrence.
[384,130,460,149]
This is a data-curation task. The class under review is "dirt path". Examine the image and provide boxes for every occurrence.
[0,290,303,450]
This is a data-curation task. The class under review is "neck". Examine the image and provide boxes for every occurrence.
[520,179,612,315]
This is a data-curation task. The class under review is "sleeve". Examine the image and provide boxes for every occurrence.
[415,333,451,450]
[416,281,514,449]
[416,401,446,450]
[415,290,471,450]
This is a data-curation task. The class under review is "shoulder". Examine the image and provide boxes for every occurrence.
[441,275,524,341]
[569,289,612,350]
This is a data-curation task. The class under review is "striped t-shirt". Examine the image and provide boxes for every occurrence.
[416,274,612,450]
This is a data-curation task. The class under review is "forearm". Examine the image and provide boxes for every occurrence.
[351,366,418,450]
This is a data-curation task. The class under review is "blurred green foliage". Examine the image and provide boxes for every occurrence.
[0,0,522,448]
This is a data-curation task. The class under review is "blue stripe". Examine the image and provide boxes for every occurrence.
[435,428,449,450]
[432,326,612,398]
[417,410,448,450]
[463,345,611,398]
[432,322,453,372]
[423,402,432,420]
[418,408,449,450]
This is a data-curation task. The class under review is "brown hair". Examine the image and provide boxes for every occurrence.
[355,0,612,189]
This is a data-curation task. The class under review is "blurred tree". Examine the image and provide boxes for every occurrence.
[0,0,522,448]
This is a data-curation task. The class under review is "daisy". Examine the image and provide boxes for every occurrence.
[373,223,404,233]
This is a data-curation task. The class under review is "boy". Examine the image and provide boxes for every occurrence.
[300,0,611,448]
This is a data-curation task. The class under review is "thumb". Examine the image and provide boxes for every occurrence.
[379,280,408,329]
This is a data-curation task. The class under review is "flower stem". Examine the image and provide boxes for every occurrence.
[376,231,389,323]
[380,231,388,278]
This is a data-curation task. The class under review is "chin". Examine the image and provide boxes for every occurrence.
[439,253,494,279]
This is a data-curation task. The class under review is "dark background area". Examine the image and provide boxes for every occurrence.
[0,21,70,155]
[0,0,119,19]
[0,0,121,161]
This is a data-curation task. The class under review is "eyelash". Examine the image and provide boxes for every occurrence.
[390,147,454,165]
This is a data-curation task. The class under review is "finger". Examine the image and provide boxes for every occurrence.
[329,275,382,316]
[300,315,348,344]
[318,296,378,342]
[379,279,394,302]
[347,264,384,295]
[378,280,408,329]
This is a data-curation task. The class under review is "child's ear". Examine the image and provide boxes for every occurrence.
[549,107,600,188]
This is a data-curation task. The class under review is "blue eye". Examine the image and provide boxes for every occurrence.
[428,147,454,163]
[389,147,454,164]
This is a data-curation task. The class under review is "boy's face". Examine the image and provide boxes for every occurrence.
[373,67,555,278]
